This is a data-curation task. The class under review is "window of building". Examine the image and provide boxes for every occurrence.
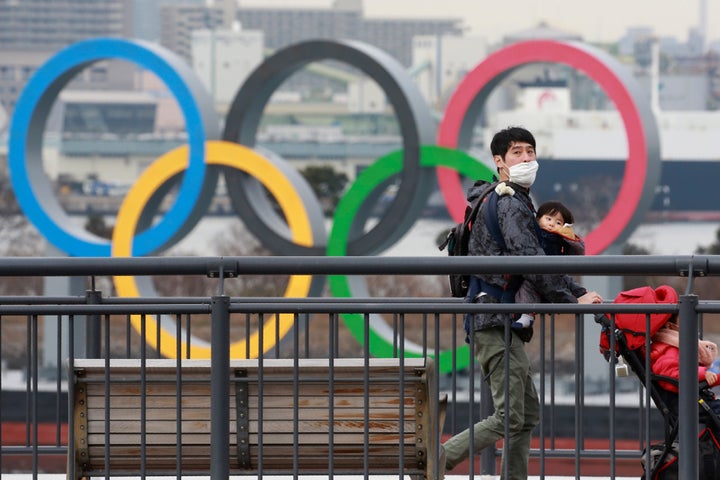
[0,66,15,81]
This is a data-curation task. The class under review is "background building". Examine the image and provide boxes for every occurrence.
[412,34,489,108]
[159,0,236,64]
[134,0,208,43]
[2,0,720,227]
[235,0,462,67]
[191,25,264,109]
[0,0,135,113]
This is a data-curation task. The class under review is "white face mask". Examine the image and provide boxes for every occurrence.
[508,161,539,188]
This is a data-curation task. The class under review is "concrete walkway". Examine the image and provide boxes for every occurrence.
[6,475,639,479]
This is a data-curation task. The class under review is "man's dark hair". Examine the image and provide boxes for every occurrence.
[536,201,574,224]
[490,126,536,157]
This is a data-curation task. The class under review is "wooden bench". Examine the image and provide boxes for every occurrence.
[69,357,447,480]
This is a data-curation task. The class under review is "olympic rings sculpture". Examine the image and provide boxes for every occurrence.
[8,37,660,373]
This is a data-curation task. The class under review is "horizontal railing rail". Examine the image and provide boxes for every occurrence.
[0,254,715,276]
[0,254,717,479]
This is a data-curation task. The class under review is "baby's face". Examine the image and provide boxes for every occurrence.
[538,211,565,232]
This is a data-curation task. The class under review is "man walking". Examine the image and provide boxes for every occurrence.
[442,126,602,479]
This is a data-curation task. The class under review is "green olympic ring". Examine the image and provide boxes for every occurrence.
[328,145,495,373]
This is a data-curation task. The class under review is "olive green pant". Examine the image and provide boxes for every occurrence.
[443,327,540,480]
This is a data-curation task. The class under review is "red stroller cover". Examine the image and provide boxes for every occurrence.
[599,285,679,353]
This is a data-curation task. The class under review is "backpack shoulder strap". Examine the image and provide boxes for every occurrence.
[483,190,506,250]
[437,181,497,253]
[463,181,498,227]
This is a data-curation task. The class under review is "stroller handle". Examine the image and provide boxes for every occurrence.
[594,312,610,326]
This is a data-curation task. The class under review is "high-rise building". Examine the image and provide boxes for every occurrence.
[235,0,462,67]
[155,0,462,68]
[0,0,134,113]
[159,0,236,64]
[0,0,132,52]
[192,24,264,109]
[412,34,489,108]
[153,0,462,106]
[134,0,208,43]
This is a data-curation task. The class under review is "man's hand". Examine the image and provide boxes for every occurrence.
[578,291,603,304]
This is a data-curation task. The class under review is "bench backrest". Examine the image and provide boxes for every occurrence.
[70,357,445,479]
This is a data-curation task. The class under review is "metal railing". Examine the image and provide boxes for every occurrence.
[1,254,719,479]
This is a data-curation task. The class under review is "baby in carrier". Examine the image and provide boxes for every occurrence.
[513,200,585,329]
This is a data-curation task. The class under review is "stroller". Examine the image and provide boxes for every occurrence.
[596,285,720,479]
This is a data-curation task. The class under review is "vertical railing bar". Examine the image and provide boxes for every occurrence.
[637,372,645,452]
[550,312,556,450]
[699,309,704,338]
[304,311,310,358]
[678,292,699,479]
[210,295,231,480]
[257,312,264,480]
[502,320,510,480]
[0,314,3,473]
[104,313,111,480]
[25,313,31,446]
[85,288,102,359]
[293,312,299,479]
[176,313,183,479]
[473,328,483,475]
[363,313,370,480]
[185,312,191,359]
[644,313,652,480]
[140,313,148,480]
[434,311,443,480]
[608,313,617,479]
[450,312,457,438]
[430,311,439,480]
[422,311,428,357]
[125,313,131,358]
[67,314,75,480]
[275,307,281,359]
[245,313,251,359]
[398,312,406,479]
[539,312,546,475]
[421,311,430,477]
[156,312,162,359]
[333,311,339,358]
[31,313,39,476]
[328,312,336,480]
[392,312,398,357]
[574,312,582,478]
[55,314,63,446]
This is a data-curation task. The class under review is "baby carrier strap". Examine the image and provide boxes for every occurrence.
[478,186,541,301]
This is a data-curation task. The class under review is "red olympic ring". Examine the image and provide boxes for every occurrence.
[437,40,660,255]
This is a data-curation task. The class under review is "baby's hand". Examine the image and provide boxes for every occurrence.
[706,370,718,386]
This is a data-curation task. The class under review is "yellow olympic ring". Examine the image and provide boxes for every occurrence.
[112,140,314,359]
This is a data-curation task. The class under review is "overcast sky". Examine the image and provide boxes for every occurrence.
[239,0,713,45]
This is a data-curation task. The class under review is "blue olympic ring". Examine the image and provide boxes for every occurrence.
[9,38,220,257]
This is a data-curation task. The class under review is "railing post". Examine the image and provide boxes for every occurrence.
[678,293,699,479]
[85,289,102,359]
[479,371,495,473]
[210,295,231,480]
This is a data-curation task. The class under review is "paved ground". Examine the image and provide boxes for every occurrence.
[6,475,639,479]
